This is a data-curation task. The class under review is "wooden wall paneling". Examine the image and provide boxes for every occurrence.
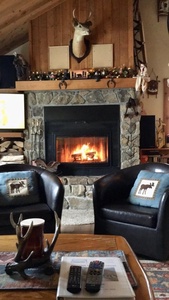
[47,9,55,47]
[54,5,63,46]
[119,0,129,67]
[62,0,72,71]
[55,3,63,46]
[29,22,33,69]
[102,0,113,45]
[29,0,134,72]
[127,0,134,68]
[93,0,104,44]
[46,5,64,71]
[30,18,40,71]
[62,0,72,46]
[39,14,48,71]
[111,0,120,67]
[49,5,63,71]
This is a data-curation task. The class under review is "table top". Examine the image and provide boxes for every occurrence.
[0,233,155,300]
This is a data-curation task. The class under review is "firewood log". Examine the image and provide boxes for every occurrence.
[0,141,11,152]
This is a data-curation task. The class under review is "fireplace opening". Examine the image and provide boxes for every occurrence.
[44,105,120,176]
[56,136,108,163]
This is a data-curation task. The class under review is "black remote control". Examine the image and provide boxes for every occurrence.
[85,260,104,293]
[67,265,82,294]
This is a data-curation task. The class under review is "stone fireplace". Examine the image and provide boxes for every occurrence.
[23,87,140,209]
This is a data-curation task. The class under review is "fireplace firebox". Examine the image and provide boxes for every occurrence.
[44,105,120,176]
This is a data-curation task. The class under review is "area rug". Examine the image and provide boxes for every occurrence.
[0,250,133,290]
[140,260,169,300]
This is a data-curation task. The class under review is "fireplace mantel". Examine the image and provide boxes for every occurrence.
[15,78,136,91]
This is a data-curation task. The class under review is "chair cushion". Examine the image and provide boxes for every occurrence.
[101,203,158,228]
[128,170,169,208]
[0,170,40,207]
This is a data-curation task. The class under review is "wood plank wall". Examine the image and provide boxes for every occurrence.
[29,0,133,72]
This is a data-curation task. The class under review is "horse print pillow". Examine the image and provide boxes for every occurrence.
[0,170,40,207]
[128,170,169,208]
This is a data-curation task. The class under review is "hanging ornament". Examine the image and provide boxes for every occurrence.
[135,64,150,97]
[147,69,160,98]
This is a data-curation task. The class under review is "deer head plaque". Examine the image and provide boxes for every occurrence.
[70,9,92,63]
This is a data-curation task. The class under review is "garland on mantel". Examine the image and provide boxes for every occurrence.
[28,66,137,81]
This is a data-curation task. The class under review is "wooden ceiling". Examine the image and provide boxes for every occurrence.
[0,0,66,55]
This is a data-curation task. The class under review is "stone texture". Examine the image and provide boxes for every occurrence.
[23,87,140,209]
[61,175,98,209]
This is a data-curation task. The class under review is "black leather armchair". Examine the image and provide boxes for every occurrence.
[93,162,169,260]
[0,164,64,234]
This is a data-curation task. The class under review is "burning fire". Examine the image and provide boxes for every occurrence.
[57,136,108,163]
[72,143,102,162]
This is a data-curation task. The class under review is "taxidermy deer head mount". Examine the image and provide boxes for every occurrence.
[70,9,92,63]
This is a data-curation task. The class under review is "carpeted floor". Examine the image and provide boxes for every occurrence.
[140,260,169,300]
[61,209,94,233]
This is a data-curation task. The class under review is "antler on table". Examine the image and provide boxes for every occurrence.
[5,211,61,279]
[10,212,34,262]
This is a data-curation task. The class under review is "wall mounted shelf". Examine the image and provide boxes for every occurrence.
[0,132,23,138]
[15,78,136,91]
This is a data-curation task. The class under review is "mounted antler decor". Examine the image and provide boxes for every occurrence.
[124,97,139,118]
[70,9,92,63]
[5,212,60,279]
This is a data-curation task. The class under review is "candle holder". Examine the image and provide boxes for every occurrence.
[5,211,60,279]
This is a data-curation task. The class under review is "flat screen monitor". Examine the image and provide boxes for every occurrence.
[0,93,25,130]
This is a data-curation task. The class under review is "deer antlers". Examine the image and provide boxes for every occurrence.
[73,9,92,22]
[71,8,92,62]
[5,212,61,279]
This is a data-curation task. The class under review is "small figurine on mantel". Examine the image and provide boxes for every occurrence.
[13,52,30,80]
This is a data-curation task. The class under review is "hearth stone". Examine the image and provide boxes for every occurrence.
[61,209,94,233]
[61,176,99,210]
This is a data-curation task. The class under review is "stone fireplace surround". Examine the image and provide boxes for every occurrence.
[24,87,140,210]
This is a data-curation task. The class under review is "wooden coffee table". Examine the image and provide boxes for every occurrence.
[0,234,155,300]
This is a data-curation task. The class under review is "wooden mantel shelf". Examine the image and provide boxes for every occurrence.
[15,78,136,91]
[0,132,23,138]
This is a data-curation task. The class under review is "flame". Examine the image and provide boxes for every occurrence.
[57,136,108,163]
[73,143,98,161]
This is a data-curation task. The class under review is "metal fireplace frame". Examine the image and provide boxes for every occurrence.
[44,105,120,176]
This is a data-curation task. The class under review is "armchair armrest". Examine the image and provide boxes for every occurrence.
[93,172,134,209]
[41,171,64,218]
[157,190,169,230]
